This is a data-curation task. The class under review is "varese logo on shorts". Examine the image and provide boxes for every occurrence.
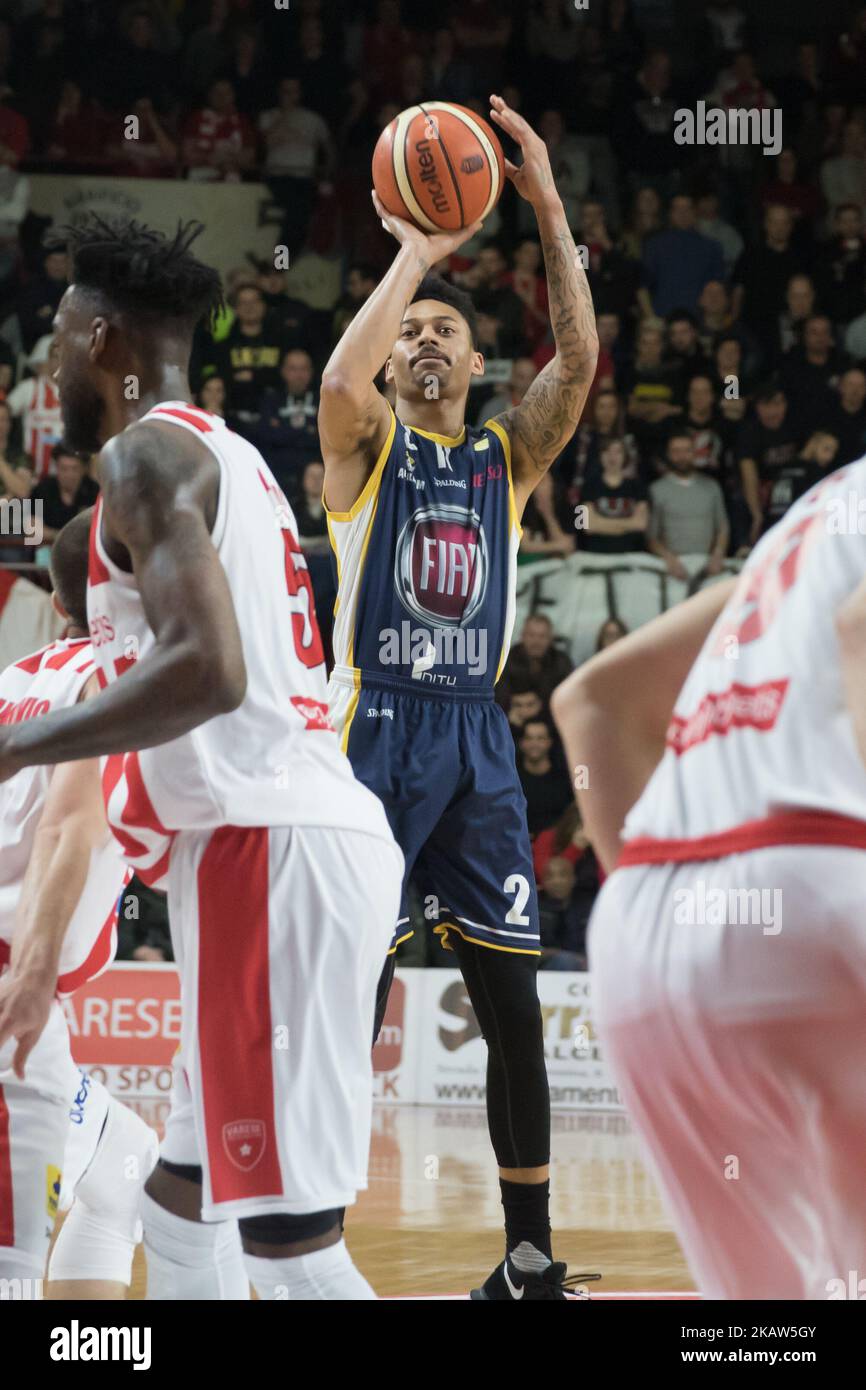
[222,1119,267,1172]
[394,504,488,627]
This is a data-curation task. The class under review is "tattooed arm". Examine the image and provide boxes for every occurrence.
[487,96,599,517]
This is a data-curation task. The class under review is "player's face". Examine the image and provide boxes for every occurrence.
[387,300,483,403]
[52,286,107,455]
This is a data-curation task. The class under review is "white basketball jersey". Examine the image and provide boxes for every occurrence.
[0,637,129,995]
[623,457,866,860]
[86,402,389,888]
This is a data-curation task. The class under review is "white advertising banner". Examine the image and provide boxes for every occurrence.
[29,176,282,279]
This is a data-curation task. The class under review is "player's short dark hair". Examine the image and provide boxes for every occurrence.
[55,215,224,332]
[50,508,93,631]
[410,274,478,349]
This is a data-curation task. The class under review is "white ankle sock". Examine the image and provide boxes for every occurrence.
[244,1239,376,1301]
[142,1192,250,1300]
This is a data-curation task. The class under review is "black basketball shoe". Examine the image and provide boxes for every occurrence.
[470,1254,601,1301]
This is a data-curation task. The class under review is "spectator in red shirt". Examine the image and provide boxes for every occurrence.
[183,78,256,181]
[533,803,589,884]
[0,92,30,166]
[760,148,821,227]
[43,80,108,168]
[504,237,549,351]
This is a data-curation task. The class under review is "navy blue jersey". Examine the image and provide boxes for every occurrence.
[326,406,521,696]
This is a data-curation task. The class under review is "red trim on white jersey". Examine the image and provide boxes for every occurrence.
[0,1087,12,1245]
[55,890,124,996]
[147,404,214,433]
[87,498,110,588]
[617,809,866,868]
[198,826,282,1204]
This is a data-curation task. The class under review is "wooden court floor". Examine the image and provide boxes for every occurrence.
[113,1104,694,1300]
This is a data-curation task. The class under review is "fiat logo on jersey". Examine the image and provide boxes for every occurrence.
[222,1119,267,1171]
[395,504,488,626]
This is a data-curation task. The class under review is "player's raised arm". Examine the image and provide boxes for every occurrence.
[318,197,482,513]
[0,423,247,778]
[551,579,736,871]
[0,678,108,1076]
[487,95,599,516]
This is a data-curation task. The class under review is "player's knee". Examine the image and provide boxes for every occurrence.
[238,1210,341,1246]
[74,1098,158,1220]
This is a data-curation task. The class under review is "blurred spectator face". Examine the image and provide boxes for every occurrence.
[520,719,552,765]
[521,615,554,658]
[756,391,787,429]
[695,192,720,222]
[669,317,698,354]
[601,439,626,473]
[777,148,798,182]
[477,246,507,283]
[642,50,671,95]
[45,251,68,283]
[734,50,757,82]
[543,856,575,902]
[804,316,832,357]
[594,390,619,431]
[509,690,543,727]
[715,338,742,377]
[303,460,325,499]
[764,205,793,245]
[666,434,695,475]
[347,267,376,301]
[839,369,866,410]
[581,201,606,239]
[699,280,728,317]
[836,205,864,241]
[810,432,840,467]
[514,239,542,273]
[596,313,620,350]
[129,11,154,49]
[433,28,454,63]
[635,186,661,225]
[637,324,663,364]
[235,287,266,330]
[511,357,536,398]
[688,375,715,415]
[597,618,627,650]
[279,78,301,109]
[669,196,695,231]
[200,376,226,413]
[56,451,85,495]
[539,109,564,145]
[300,18,324,53]
[786,275,815,319]
[842,121,866,158]
[282,350,314,393]
[208,80,235,115]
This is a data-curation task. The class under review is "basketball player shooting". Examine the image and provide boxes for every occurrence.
[319,95,599,1300]
[0,215,403,1302]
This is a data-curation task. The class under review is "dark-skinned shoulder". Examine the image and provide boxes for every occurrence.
[97,419,221,571]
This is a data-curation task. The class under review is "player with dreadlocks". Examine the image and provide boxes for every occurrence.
[0,214,403,1301]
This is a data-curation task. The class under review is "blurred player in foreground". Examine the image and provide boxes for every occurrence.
[0,215,402,1301]
[554,456,866,1298]
[0,510,157,1299]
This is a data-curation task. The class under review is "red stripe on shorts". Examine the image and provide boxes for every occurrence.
[617,808,866,868]
[197,826,282,1204]
[0,1086,13,1245]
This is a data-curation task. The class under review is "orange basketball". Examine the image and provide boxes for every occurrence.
[372,102,505,234]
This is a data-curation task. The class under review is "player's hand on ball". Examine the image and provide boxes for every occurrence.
[371,190,483,262]
[0,966,54,1079]
[489,94,557,207]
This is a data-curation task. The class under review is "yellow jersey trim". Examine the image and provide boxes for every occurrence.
[386,928,415,955]
[326,513,342,615]
[405,422,467,446]
[484,416,523,540]
[434,921,541,957]
[324,407,396,522]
